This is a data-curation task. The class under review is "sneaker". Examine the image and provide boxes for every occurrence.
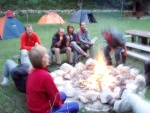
[84,54,89,58]
[47,65,53,72]
[106,62,112,66]
[1,82,9,87]
[57,64,60,69]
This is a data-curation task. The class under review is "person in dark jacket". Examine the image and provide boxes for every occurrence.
[66,24,88,64]
[51,28,73,68]
[101,28,127,66]
[144,60,150,85]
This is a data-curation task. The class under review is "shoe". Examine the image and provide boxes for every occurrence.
[57,64,60,69]
[47,65,53,72]
[84,54,89,58]
[106,62,112,66]
[106,95,117,106]
[1,82,9,87]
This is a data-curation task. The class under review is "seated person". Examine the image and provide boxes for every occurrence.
[113,94,150,113]
[1,59,30,93]
[76,21,97,59]
[20,24,41,65]
[51,28,73,68]
[66,24,88,64]
[26,45,79,113]
[101,28,127,66]
[144,61,150,85]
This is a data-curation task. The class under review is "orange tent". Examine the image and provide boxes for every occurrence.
[37,12,65,24]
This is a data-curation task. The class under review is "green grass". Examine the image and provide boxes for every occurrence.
[0,12,150,112]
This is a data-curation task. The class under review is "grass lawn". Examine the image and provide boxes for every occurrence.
[0,12,150,112]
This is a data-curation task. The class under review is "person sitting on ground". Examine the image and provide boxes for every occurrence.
[20,24,41,65]
[66,24,88,64]
[144,60,150,85]
[112,93,150,113]
[26,45,79,113]
[76,21,97,59]
[51,28,73,68]
[101,28,127,66]
[1,59,30,93]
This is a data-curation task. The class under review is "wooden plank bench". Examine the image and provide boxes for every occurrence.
[126,42,150,61]
[125,30,150,45]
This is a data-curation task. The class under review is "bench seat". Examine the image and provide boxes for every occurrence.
[126,50,149,61]
[126,42,150,52]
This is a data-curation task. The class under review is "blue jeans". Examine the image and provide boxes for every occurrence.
[104,46,123,65]
[51,92,79,113]
[20,49,32,66]
[3,59,18,77]
[70,43,87,64]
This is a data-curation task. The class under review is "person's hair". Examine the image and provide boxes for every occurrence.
[79,21,85,26]
[67,24,74,33]
[101,29,110,35]
[58,28,64,32]
[25,24,32,31]
[29,45,47,68]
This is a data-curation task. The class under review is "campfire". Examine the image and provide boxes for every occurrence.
[51,52,146,112]
[78,52,117,92]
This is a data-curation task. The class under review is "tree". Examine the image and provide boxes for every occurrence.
[77,0,83,9]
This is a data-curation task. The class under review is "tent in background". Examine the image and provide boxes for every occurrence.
[0,10,25,40]
[69,9,97,24]
[37,12,65,24]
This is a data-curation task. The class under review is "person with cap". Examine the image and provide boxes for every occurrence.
[66,24,88,64]
[101,28,127,66]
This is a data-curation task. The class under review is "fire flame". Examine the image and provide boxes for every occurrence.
[80,51,117,91]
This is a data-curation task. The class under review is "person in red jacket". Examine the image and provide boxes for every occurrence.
[20,24,41,65]
[26,45,79,113]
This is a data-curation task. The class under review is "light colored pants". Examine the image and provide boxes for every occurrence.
[20,49,32,66]
[70,43,87,64]
[79,37,97,59]
[3,60,17,77]
[113,94,150,113]
[80,44,94,58]
[52,47,73,64]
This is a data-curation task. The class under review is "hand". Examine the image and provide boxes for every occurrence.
[35,42,38,46]
[60,36,63,41]
[66,36,70,41]
[88,41,93,45]
[123,51,127,56]
[71,41,76,44]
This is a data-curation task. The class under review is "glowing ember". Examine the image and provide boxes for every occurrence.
[80,51,117,91]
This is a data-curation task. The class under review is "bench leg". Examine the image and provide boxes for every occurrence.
[131,35,136,42]
[121,52,126,64]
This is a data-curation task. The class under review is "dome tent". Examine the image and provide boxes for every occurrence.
[0,10,25,40]
[69,9,97,24]
[37,12,65,24]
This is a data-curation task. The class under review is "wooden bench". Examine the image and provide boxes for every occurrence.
[126,42,150,61]
[125,30,150,45]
